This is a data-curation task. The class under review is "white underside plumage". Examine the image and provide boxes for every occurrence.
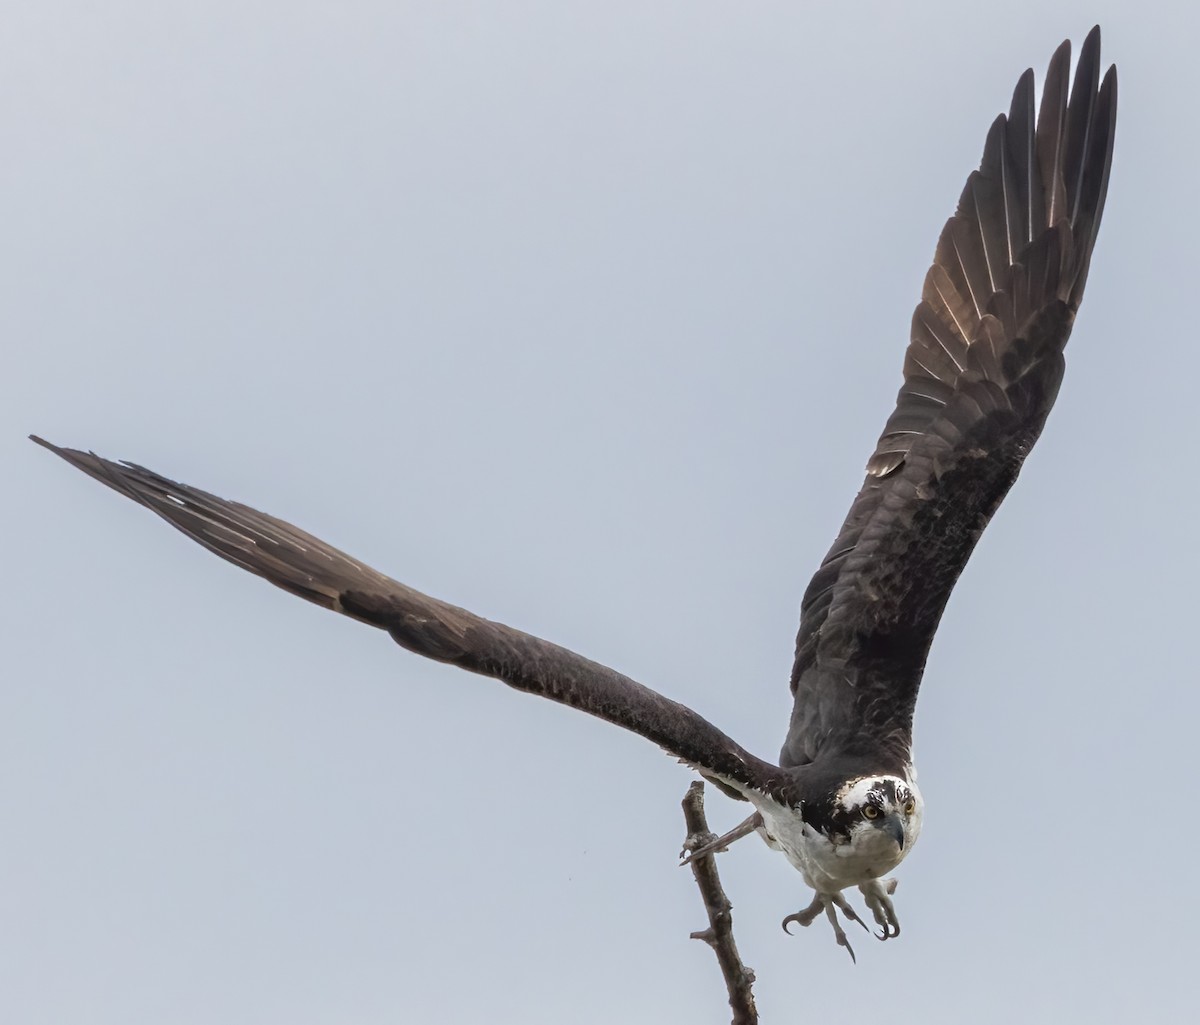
[749,794,907,892]
[693,769,923,957]
[736,773,924,895]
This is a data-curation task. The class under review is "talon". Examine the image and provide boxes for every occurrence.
[877,923,899,941]
[858,878,901,942]
[781,894,824,934]
[872,908,900,941]
[831,893,870,933]
[784,890,882,958]
[824,901,856,963]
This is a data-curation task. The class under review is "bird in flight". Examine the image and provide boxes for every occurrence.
[33,27,1116,963]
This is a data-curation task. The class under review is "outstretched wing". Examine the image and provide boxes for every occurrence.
[782,29,1116,772]
[31,436,782,796]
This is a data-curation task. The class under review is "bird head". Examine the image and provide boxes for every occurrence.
[808,775,924,867]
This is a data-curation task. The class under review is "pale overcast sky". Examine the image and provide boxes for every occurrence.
[4,3,1194,1023]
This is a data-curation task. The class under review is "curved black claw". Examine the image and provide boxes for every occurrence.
[781,894,824,934]
[859,878,901,941]
[782,893,862,961]
[823,902,857,963]
[830,893,870,933]
[873,919,899,941]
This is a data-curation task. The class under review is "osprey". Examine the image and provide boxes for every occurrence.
[33,28,1116,963]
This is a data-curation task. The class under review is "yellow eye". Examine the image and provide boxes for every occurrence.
[904,799,916,815]
[863,805,879,820]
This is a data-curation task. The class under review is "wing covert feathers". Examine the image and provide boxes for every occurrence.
[784,29,1115,771]
[32,436,782,796]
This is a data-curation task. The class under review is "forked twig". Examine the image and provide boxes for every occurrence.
[680,781,758,1025]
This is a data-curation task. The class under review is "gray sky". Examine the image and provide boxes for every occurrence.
[4,3,1192,1022]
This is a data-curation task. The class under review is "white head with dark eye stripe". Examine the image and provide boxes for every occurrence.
[799,775,924,870]
[833,775,923,857]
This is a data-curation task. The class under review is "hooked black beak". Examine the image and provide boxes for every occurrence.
[878,813,905,850]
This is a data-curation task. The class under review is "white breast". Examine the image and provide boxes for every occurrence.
[746,794,910,895]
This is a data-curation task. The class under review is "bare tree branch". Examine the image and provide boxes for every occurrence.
[680,782,758,1025]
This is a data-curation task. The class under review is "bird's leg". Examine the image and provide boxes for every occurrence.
[781,892,867,963]
[679,812,762,865]
[858,877,900,940]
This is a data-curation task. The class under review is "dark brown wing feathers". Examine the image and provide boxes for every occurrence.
[30,437,782,795]
[783,29,1115,771]
[31,30,1115,805]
